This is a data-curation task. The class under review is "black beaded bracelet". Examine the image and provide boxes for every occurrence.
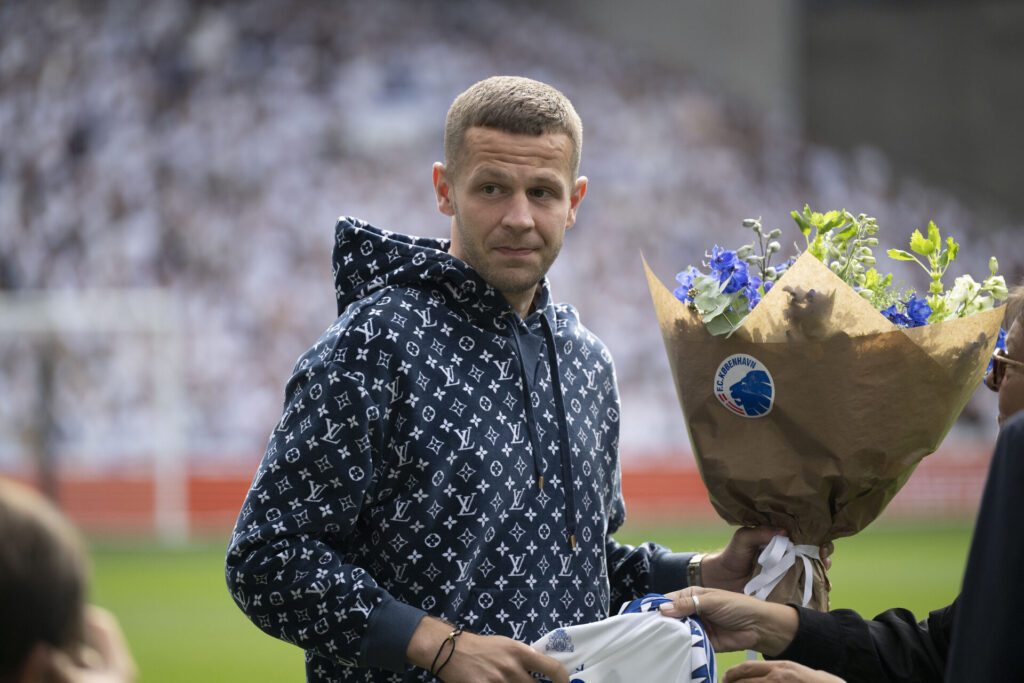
[431,627,463,679]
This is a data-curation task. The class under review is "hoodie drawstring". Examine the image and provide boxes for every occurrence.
[539,315,578,551]
[505,312,580,551]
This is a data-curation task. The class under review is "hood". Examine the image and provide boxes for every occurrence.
[331,216,578,549]
[332,216,552,328]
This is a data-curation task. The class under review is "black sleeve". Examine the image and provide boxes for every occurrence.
[772,599,955,682]
[946,412,1024,681]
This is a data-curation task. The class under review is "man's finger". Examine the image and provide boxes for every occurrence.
[722,660,773,681]
[658,593,698,618]
[524,649,570,683]
[82,605,136,677]
[41,648,80,683]
[738,525,786,549]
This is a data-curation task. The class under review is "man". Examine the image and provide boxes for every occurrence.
[0,478,136,683]
[658,284,1024,682]
[225,76,791,682]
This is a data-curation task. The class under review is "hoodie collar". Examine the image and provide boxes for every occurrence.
[332,216,554,330]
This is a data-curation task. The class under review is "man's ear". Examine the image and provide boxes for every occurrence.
[565,176,588,229]
[433,162,454,217]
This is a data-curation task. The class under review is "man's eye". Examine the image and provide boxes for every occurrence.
[481,184,500,195]
[530,188,552,199]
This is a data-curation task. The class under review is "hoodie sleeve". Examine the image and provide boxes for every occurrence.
[225,354,426,672]
[606,537,698,608]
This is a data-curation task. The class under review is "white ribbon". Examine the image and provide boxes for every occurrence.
[742,534,820,607]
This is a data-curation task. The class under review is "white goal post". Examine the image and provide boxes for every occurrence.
[0,288,188,543]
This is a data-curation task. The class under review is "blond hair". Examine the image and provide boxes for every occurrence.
[444,76,582,179]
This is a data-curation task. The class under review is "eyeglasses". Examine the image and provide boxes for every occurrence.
[991,348,1024,386]
[993,348,1024,369]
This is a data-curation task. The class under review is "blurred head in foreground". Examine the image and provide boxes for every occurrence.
[0,478,88,682]
[986,282,1024,427]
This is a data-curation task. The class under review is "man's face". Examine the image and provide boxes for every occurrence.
[994,318,1024,428]
[433,127,587,317]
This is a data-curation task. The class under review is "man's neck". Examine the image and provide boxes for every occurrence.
[507,287,541,320]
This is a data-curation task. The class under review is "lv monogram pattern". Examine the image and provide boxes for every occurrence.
[226,219,668,682]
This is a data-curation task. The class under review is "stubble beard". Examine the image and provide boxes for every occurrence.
[450,207,556,301]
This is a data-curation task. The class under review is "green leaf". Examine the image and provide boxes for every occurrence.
[809,234,825,260]
[945,236,959,262]
[927,221,941,249]
[834,222,858,242]
[791,211,812,237]
[909,229,934,256]
[704,315,736,336]
[887,248,917,261]
[693,283,733,320]
[822,211,844,230]
[927,298,949,323]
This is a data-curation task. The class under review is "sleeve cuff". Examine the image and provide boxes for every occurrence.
[360,597,429,672]
[771,605,846,670]
[649,550,698,594]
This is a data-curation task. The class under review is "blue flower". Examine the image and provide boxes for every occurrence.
[709,246,738,273]
[905,295,931,327]
[719,260,749,294]
[673,266,701,303]
[882,303,911,328]
[744,276,763,311]
[774,257,795,276]
[986,327,1008,377]
[763,280,774,293]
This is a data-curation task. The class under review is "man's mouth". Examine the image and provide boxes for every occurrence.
[495,246,536,257]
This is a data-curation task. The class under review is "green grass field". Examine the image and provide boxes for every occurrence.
[89,518,972,681]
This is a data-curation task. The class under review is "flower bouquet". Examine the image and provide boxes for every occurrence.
[645,208,1007,610]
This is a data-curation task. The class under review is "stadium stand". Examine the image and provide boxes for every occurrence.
[0,0,1017,533]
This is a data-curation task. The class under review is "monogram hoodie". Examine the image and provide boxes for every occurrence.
[225,217,695,682]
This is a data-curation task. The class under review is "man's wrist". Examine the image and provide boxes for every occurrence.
[406,616,457,671]
[755,603,800,657]
[696,550,727,589]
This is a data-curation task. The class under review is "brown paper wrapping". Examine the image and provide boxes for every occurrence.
[646,251,1003,610]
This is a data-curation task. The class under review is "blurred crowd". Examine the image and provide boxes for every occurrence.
[1,0,1018,471]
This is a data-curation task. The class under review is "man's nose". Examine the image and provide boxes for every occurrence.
[502,192,535,230]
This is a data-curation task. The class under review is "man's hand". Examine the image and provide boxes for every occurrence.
[437,631,569,683]
[722,660,845,682]
[32,606,138,683]
[407,616,568,683]
[700,527,834,593]
[658,587,798,656]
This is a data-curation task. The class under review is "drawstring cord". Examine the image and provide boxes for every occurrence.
[503,311,580,551]
[540,315,578,550]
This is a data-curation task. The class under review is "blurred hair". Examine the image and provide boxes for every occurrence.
[1005,280,1024,330]
[443,75,583,179]
[0,479,89,682]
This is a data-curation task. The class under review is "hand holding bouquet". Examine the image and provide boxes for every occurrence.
[646,208,1006,610]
